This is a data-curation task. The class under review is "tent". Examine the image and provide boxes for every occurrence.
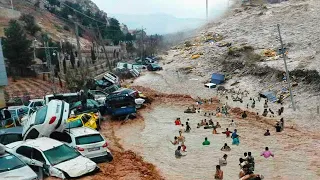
[210,73,225,84]
[259,91,278,102]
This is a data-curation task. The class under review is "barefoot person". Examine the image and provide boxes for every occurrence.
[214,165,224,180]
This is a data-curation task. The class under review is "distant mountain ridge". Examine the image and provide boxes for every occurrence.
[110,13,206,35]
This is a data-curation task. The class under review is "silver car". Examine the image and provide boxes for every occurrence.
[0,151,38,180]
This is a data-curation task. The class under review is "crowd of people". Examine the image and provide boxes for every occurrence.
[171,96,284,180]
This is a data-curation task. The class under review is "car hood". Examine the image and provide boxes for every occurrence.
[0,166,38,180]
[53,156,97,177]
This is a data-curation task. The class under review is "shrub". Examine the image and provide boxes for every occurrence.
[20,14,41,36]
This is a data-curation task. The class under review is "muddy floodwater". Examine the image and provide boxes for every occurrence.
[115,104,320,180]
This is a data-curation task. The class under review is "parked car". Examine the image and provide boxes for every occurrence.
[0,127,22,145]
[0,146,38,180]
[6,137,98,179]
[67,113,100,130]
[22,100,70,140]
[87,90,108,105]
[147,63,162,71]
[50,127,113,163]
[27,99,45,110]
[102,72,119,85]
[70,99,104,117]
[105,94,137,117]
[103,84,120,94]
[109,88,146,99]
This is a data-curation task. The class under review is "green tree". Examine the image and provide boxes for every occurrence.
[3,20,33,76]
[48,0,60,6]
[91,47,96,64]
[125,33,134,42]
[126,42,136,56]
[20,14,41,36]
[105,18,124,45]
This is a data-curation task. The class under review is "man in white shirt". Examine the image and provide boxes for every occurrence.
[219,154,228,166]
[229,120,236,127]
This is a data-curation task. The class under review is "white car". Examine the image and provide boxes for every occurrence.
[50,127,113,163]
[0,144,38,180]
[44,93,79,105]
[22,100,70,140]
[6,137,98,179]
[27,99,45,110]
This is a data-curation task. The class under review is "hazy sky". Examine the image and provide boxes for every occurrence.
[91,0,230,19]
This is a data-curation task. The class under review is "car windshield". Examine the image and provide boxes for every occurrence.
[35,106,48,125]
[76,134,104,145]
[44,144,80,166]
[66,119,83,128]
[0,154,25,173]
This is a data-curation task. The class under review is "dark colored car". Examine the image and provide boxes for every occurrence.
[147,63,163,71]
[109,88,139,98]
[0,127,23,145]
[105,94,136,117]
[70,99,105,117]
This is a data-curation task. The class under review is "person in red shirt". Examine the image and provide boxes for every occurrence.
[175,118,181,125]
[223,128,232,138]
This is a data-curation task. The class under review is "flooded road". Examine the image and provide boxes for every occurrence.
[115,103,320,180]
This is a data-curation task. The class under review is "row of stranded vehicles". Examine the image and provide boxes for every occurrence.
[0,73,146,180]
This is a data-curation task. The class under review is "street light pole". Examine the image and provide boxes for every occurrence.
[10,0,13,10]
[206,0,208,24]
[277,24,296,111]
[33,39,37,62]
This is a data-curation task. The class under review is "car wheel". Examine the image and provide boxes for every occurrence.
[106,153,113,162]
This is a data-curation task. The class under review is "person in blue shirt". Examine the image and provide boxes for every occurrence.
[231,129,238,139]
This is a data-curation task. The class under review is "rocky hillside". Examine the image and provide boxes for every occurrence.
[160,0,320,130]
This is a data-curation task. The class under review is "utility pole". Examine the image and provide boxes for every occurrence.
[33,39,37,63]
[277,24,296,111]
[206,0,209,24]
[95,23,112,72]
[140,27,144,61]
[75,22,83,65]
[10,0,13,10]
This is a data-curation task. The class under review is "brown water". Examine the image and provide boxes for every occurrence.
[115,104,320,180]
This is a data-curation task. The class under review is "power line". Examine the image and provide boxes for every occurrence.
[59,1,108,25]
